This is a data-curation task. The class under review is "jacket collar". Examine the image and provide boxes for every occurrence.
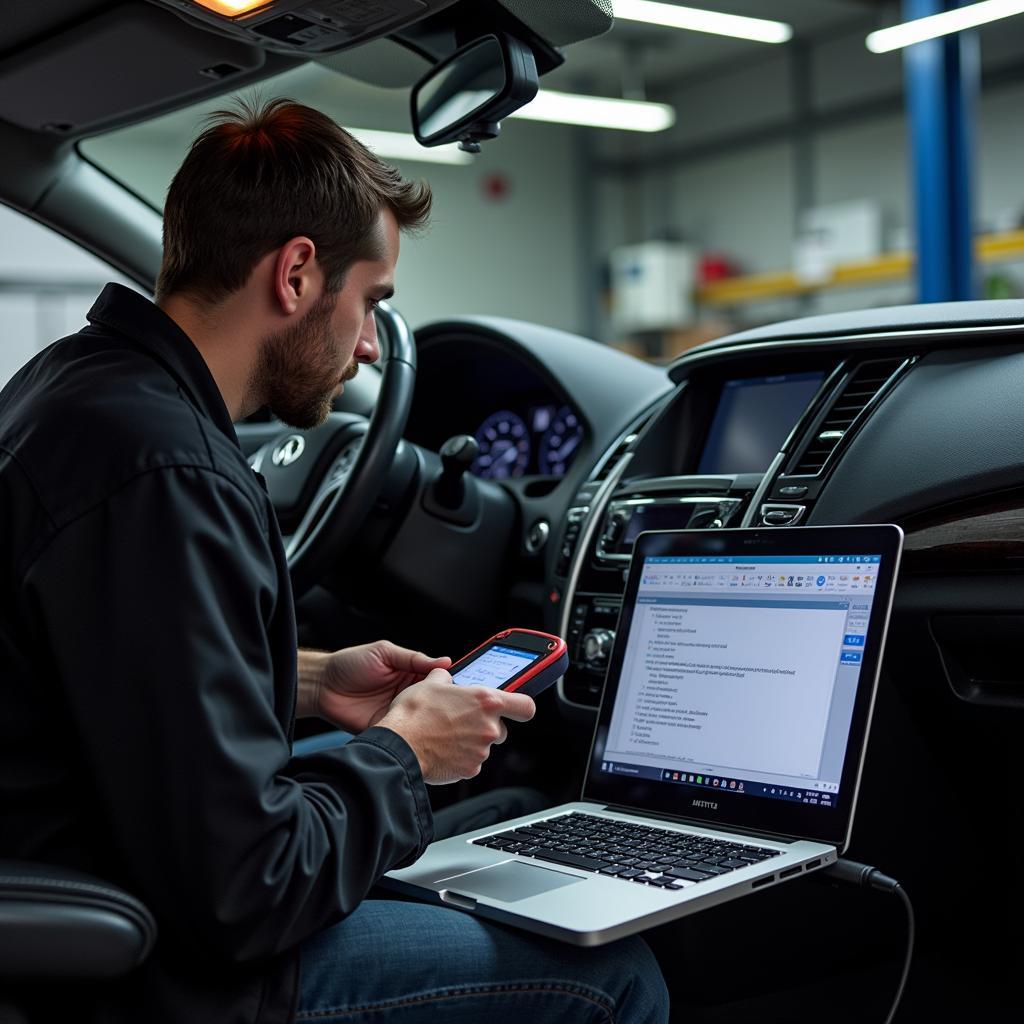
[87,283,240,447]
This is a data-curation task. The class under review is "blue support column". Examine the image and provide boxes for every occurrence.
[903,0,979,302]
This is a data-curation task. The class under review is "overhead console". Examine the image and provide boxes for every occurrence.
[153,0,460,55]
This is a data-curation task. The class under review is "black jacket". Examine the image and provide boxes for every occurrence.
[0,284,433,1022]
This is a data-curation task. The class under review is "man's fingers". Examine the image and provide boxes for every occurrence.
[407,648,452,673]
[378,641,452,675]
[421,667,454,685]
[494,691,536,723]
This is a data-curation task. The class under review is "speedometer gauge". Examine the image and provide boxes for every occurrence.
[472,410,531,479]
[539,406,584,476]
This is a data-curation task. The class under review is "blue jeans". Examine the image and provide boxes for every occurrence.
[292,732,669,1022]
[297,900,669,1023]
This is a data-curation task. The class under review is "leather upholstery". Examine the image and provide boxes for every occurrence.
[0,861,155,980]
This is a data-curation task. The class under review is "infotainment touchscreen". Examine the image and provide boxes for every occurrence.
[697,371,823,475]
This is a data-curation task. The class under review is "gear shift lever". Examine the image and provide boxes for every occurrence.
[435,434,479,509]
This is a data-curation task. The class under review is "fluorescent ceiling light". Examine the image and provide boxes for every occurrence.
[511,90,676,132]
[613,0,792,44]
[347,128,472,165]
[866,0,1024,53]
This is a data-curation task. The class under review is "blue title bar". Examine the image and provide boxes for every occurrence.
[645,555,881,565]
[491,645,537,660]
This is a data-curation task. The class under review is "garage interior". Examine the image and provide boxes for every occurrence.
[2,3,1022,1023]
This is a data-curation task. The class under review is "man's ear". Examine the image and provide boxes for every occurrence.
[272,236,319,316]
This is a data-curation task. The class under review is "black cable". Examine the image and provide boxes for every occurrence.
[821,858,915,1024]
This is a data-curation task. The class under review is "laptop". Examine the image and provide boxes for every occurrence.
[384,524,903,945]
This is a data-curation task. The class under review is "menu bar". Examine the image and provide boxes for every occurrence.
[601,760,838,807]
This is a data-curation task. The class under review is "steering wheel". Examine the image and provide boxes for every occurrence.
[251,301,417,599]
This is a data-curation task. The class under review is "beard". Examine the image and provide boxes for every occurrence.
[250,292,357,429]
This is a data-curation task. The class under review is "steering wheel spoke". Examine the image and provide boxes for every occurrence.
[284,435,365,561]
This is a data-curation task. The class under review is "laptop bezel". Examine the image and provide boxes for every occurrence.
[580,524,903,850]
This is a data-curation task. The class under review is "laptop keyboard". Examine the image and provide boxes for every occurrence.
[471,812,782,891]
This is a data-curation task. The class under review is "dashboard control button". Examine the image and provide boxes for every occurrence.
[760,504,806,526]
[582,628,615,665]
[603,511,628,545]
[525,519,550,554]
[778,485,808,498]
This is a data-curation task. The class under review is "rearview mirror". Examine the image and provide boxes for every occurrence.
[411,34,539,151]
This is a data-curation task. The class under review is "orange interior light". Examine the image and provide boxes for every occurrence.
[190,0,273,17]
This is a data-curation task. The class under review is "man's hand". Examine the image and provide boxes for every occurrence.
[299,641,452,733]
[377,671,536,784]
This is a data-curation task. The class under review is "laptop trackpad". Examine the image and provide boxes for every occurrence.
[439,861,585,902]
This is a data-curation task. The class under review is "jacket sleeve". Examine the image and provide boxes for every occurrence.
[22,464,433,962]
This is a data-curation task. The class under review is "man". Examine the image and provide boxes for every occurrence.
[0,99,668,1023]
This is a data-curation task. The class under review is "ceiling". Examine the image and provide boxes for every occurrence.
[4,0,969,153]
[544,0,895,96]
[3,1,896,101]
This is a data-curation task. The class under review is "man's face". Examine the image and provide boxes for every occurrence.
[254,209,399,429]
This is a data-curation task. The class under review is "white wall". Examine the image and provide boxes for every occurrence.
[0,204,136,387]
[812,113,909,249]
[976,83,1024,232]
[671,142,796,274]
[393,120,585,333]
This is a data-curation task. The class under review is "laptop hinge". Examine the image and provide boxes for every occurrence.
[599,804,802,845]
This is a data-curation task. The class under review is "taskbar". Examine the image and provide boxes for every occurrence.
[599,760,836,808]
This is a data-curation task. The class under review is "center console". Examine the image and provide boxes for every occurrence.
[551,367,832,708]
[556,474,755,707]
[552,355,914,709]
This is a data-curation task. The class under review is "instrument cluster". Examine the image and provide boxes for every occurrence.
[471,404,584,479]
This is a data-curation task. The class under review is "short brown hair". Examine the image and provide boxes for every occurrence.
[155,97,431,303]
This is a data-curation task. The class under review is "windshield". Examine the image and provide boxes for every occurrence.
[81,62,586,334]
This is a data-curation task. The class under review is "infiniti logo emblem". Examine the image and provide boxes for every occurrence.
[272,435,305,467]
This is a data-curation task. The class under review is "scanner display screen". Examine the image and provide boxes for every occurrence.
[452,645,540,688]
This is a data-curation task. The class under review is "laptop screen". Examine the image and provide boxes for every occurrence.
[583,525,902,848]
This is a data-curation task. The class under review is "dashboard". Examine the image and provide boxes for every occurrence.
[528,312,1024,716]
[509,302,1024,1002]
[404,336,586,480]
[402,310,1024,721]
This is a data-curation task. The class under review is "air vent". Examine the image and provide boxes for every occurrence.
[591,400,666,483]
[591,432,638,483]
[555,507,587,578]
[789,358,905,476]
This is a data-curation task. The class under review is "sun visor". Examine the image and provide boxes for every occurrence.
[496,0,613,47]
[0,4,270,135]
[315,38,432,89]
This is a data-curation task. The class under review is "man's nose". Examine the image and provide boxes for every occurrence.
[358,314,381,364]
